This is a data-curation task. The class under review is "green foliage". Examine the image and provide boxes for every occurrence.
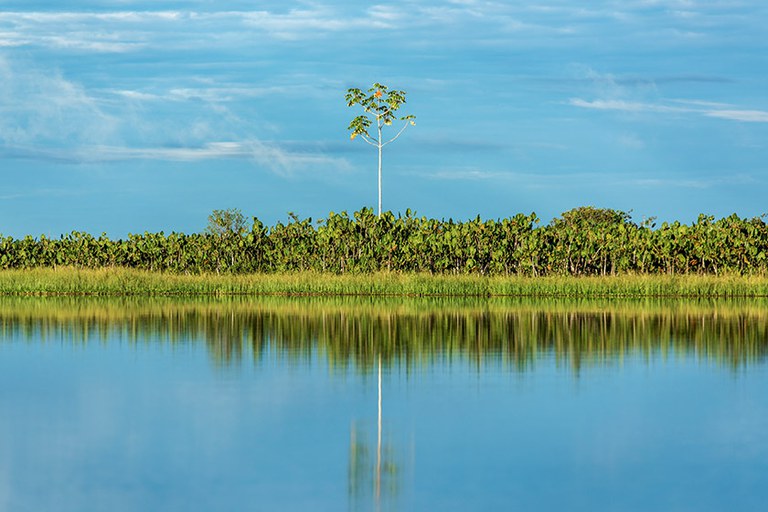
[346,83,415,140]
[206,208,247,237]
[2,207,768,278]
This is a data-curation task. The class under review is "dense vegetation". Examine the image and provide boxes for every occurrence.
[1,207,767,276]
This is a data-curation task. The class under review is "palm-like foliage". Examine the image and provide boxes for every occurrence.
[1,207,767,276]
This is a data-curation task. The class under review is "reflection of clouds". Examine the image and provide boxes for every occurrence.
[1,297,767,509]
[0,439,10,512]
[711,402,768,460]
[0,349,310,511]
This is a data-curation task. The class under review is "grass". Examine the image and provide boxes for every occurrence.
[1,267,768,297]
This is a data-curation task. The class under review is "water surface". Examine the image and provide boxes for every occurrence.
[1,297,766,511]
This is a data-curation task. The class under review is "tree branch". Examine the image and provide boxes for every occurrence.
[360,133,379,147]
[382,120,411,147]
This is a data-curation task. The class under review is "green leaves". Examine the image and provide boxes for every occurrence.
[2,208,768,276]
[347,115,372,139]
[345,82,415,142]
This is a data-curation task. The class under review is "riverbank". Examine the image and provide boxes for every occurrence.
[1,267,768,297]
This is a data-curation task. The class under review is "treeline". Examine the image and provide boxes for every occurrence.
[1,207,767,276]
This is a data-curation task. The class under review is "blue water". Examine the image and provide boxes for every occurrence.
[1,305,767,511]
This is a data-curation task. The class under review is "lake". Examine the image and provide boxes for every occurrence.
[1,296,767,511]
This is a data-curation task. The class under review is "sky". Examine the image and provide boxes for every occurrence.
[1,0,768,237]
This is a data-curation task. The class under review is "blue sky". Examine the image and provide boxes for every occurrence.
[1,0,768,237]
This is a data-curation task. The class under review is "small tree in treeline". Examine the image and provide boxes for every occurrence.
[346,83,415,217]
[206,208,247,237]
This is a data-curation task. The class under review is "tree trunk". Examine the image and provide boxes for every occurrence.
[378,124,383,217]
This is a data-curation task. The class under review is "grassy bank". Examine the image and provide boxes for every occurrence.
[1,267,768,297]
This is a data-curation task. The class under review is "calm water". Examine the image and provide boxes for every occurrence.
[1,297,767,511]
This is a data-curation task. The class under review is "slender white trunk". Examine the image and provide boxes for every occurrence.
[377,123,383,217]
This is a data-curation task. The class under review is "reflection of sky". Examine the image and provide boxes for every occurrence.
[1,333,767,511]
[0,339,361,511]
[2,1,768,236]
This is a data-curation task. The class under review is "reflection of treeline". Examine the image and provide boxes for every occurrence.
[1,297,766,371]
[2,207,768,275]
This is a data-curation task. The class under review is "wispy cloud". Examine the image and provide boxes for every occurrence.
[0,53,346,176]
[0,11,179,52]
[568,67,768,123]
[417,167,608,185]
[570,96,768,123]
[0,0,759,64]
[3,141,349,175]
[0,2,677,54]
[568,98,688,114]
[0,188,85,201]
[704,110,768,123]
[427,169,509,181]
[0,54,119,146]
[0,7,398,50]
[628,173,757,189]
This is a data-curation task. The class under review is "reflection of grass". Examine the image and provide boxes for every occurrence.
[0,295,766,371]
[2,268,768,297]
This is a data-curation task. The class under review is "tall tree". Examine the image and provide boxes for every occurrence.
[346,83,415,216]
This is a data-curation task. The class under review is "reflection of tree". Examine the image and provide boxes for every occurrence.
[348,421,371,505]
[1,296,767,371]
[348,354,401,511]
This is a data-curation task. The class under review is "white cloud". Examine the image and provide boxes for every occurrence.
[704,110,768,123]
[618,134,646,149]
[101,141,349,176]
[670,99,734,109]
[5,141,349,176]
[571,97,768,123]
[368,5,404,23]
[630,173,757,189]
[112,90,161,101]
[568,98,688,114]
[429,169,507,180]
[569,67,768,124]
[0,11,180,52]
[421,168,605,185]
[0,4,604,52]
[0,7,415,51]
[0,53,347,176]
[0,1,761,56]
[0,55,119,146]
